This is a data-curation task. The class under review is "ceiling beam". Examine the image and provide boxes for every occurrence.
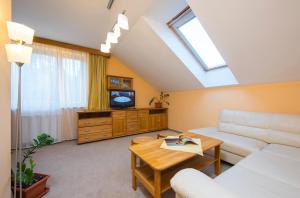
[33,36,111,58]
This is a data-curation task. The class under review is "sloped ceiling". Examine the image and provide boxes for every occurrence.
[12,0,300,91]
[187,0,300,84]
[113,17,202,91]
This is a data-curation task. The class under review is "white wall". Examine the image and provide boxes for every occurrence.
[0,0,11,197]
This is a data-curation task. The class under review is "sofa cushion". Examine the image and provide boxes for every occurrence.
[238,150,300,188]
[215,165,300,198]
[262,144,300,162]
[191,128,267,157]
[218,109,300,147]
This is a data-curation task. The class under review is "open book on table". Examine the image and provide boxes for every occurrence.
[164,135,199,146]
[161,135,203,155]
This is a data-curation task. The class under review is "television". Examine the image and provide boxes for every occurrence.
[109,90,135,108]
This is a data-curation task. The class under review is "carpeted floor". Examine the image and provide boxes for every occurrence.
[30,130,232,198]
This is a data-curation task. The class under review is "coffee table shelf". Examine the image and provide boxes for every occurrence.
[134,155,216,196]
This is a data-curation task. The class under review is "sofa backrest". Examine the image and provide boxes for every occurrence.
[218,109,300,147]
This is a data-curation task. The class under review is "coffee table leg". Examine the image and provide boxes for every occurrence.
[214,145,221,176]
[131,152,137,190]
[154,170,161,198]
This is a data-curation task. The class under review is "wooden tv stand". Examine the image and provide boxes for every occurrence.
[77,108,168,144]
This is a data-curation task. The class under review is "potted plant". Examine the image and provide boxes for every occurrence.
[12,133,54,198]
[149,92,170,108]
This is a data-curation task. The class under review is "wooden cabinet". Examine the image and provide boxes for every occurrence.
[77,108,168,144]
[107,75,133,90]
[112,111,126,137]
[148,109,168,131]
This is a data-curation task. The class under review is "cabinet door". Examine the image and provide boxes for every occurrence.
[112,117,126,136]
[148,115,155,131]
[138,110,149,132]
[126,111,138,134]
[108,76,122,89]
[112,111,126,137]
[154,114,162,131]
[160,113,168,129]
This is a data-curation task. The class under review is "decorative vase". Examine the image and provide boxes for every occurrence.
[13,173,49,198]
[155,102,162,108]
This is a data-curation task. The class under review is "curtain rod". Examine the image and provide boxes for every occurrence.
[33,37,111,58]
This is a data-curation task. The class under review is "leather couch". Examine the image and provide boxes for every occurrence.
[171,109,300,198]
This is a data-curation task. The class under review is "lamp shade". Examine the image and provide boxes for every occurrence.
[113,24,121,38]
[106,40,111,49]
[7,21,35,44]
[100,44,110,53]
[117,14,129,30]
[107,32,118,44]
[5,44,33,64]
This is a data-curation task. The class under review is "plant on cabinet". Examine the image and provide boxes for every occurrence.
[149,92,170,108]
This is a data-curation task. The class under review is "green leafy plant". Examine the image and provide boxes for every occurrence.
[149,92,170,106]
[12,133,54,187]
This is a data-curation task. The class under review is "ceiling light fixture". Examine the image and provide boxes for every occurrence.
[113,24,121,38]
[117,13,129,30]
[100,11,129,53]
[101,43,110,53]
[107,32,118,44]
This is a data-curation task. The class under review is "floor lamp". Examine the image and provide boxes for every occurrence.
[5,21,34,198]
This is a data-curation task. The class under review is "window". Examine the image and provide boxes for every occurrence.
[169,8,227,71]
[11,43,88,112]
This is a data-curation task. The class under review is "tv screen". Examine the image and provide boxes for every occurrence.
[110,90,135,108]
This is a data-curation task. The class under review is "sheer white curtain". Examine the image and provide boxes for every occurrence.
[11,43,88,147]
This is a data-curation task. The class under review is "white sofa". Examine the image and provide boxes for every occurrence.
[171,109,300,198]
[189,109,300,164]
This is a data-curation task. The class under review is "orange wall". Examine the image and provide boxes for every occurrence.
[168,81,300,132]
[107,56,159,108]
[0,0,11,197]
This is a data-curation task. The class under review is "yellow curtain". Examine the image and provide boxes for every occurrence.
[88,54,109,110]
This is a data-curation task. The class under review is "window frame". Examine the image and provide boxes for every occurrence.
[168,7,227,71]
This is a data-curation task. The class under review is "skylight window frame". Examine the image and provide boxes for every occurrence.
[168,7,227,71]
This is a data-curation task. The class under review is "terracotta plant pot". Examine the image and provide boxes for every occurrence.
[13,173,49,198]
[155,102,162,108]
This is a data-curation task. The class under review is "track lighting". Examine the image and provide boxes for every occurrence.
[100,12,129,53]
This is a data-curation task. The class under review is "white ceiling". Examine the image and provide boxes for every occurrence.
[12,0,300,91]
[12,0,154,49]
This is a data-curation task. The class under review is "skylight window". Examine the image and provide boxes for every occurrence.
[169,8,227,71]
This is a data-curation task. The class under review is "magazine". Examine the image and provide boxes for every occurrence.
[164,135,199,146]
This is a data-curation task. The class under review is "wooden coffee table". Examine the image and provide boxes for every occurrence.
[129,132,223,198]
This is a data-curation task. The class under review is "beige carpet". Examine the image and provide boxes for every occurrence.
[30,130,232,198]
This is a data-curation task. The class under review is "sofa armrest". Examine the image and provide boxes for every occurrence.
[171,169,237,198]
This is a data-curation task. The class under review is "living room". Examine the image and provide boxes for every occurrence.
[1,0,300,198]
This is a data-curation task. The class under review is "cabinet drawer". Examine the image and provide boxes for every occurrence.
[112,111,126,118]
[78,125,112,135]
[78,117,112,127]
[78,131,112,143]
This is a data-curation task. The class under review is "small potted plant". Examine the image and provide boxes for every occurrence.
[12,133,54,198]
[149,92,170,108]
